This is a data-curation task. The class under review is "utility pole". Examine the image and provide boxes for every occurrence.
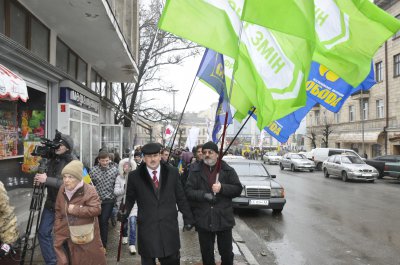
[361,90,365,157]
[171,89,178,114]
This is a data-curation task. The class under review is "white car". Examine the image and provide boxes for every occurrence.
[263,152,282,165]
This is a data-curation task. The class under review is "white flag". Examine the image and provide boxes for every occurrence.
[185,127,200,152]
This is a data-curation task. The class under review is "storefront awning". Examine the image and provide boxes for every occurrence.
[336,131,381,143]
[0,64,28,102]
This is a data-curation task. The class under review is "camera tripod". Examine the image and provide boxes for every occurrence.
[19,159,48,265]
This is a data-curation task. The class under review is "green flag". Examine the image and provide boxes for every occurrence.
[313,0,400,87]
[159,0,241,58]
[159,0,316,128]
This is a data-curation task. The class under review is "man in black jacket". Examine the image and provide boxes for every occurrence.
[34,133,76,265]
[185,141,242,265]
[122,142,194,265]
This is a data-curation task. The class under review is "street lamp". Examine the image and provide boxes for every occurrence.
[171,89,178,114]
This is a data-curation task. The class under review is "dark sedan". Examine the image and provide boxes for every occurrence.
[223,158,286,213]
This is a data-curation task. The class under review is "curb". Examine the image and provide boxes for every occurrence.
[232,228,260,265]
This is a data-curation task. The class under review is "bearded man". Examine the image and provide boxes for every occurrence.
[185,141,242,265]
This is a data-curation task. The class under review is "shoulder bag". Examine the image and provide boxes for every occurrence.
[65,202,95,244]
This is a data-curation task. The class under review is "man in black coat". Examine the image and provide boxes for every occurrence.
[185,141,242,265]
[122,142,194,265]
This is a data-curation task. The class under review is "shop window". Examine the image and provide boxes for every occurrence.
[0,88,46,173]
[56,39,68,73]
[0,0,4,34]
[68,51,77,78]
[70,120,81,158]
[30,17,49,61]
[92,124,100,164]
[70,108,81,120]
[77,58,87,86]
[81,123,91,167]
[10,2,27,47]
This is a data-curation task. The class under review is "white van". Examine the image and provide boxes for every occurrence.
[310,148,362,170]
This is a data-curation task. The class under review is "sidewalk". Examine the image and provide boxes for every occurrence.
[10,188,251,265]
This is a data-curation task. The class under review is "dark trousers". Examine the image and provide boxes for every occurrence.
[141,251,180,265]
[197,228,234,265]
[98,201,114,248]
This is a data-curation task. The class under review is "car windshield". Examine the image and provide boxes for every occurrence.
[228,163,268,177]
[267,152,278,156]
[291,154,306,159]
[341,156,364,164]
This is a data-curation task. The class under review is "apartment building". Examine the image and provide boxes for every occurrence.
[0,0,139,189]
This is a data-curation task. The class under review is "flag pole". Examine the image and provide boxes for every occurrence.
[167,77,198,162]
[223,107,256,156]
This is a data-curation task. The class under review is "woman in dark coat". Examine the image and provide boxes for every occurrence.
[54,160,106,265]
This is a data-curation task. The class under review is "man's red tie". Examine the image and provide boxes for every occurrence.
[152,170,159,189]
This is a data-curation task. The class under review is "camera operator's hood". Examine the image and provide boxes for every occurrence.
[58,134,74,150]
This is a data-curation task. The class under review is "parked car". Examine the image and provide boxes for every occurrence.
[223,158,286,213]
[322,154,378,182]
[263,152,282,164]
[367,155,400,179]
[279,153,315,172]
[310,148,362,170]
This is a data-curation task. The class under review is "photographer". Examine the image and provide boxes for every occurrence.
[34,133,76,265]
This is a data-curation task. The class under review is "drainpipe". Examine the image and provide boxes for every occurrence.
[384,41,389,155]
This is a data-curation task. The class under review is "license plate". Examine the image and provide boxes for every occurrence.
[363,174,372,177]
[249,200,269,206]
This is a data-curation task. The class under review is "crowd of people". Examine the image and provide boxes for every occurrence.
[2,132,243,265]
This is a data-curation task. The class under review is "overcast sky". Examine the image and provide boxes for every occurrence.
[154,54,219,113]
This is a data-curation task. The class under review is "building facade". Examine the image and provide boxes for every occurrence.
[0,0,139,190]
[305,0,400,157]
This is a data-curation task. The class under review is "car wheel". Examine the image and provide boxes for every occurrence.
[310,169,314,172]
[369,179,375,183]
[291,164,296,172]
[316,162,322,171]
[377,170,384,179]
[342,171,348,182]
[272,208,283,214]
[280,163,284,170]
[324,168,329,178]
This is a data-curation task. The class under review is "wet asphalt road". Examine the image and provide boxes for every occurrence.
[233,164,400,265]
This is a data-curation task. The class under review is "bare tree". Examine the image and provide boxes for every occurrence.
[306,129,317,149]
[321,122,334,148]
[113,0,200,127]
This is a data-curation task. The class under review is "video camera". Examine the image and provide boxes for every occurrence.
[31,130,62,159]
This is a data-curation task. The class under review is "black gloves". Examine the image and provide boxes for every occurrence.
[203,193,216,204]
[182,224,194,232]
[117,210,128,222]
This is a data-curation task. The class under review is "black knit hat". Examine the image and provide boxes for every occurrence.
[202,141,218,153]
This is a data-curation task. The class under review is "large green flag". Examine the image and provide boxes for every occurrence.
[159,0,315,128]
[313,0,400,87]
[159,0,241,58]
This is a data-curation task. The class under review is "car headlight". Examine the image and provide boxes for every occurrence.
[241,186,246,196]
[271,188,284,198]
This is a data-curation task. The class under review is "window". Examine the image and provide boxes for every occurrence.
[0,0,5,34]
[56,39,68,73]
[375,61,383,82]
[334,112,340,123]
[376,99,384,118]
[77,58,87,85]
[10,2,27,47]
[314,110,320,126]
[68,51,77,78]
[362,99,368,120]
[30,18,50,61]
[393,14,400,39]
[395,54,400,77]
[349,105,355,122]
